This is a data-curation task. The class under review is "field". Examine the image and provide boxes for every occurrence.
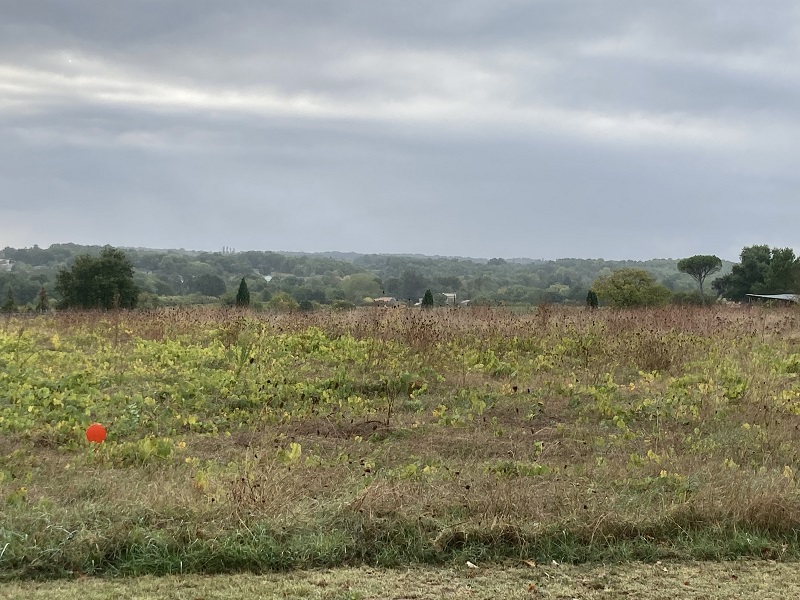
[2,305,800,584]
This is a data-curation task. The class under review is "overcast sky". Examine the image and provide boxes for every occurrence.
[1,1,798,261]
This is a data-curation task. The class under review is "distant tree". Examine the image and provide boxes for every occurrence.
[2,288,16,313]
[235,277,250,307]
[592,269,671,308]
[137,292,161,309]
[292,281,328,304]
[712,245,797,300]
[677,255,722,305]
[671,291,707,306]
[55,246,139,309]
[421,289,434,308]
[193,273,227,297]
[340,273,382,303]
[35,286,49,312]
[400,270,428,301]
[757,247,800,294]
[383,276,401,296]
[331,299,356,311]
[0,272,40,305]
[434,275,462,291]
[586,290,598,309]
[487,258,507,266]
[266,291,298,312]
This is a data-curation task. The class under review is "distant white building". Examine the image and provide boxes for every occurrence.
[746,293,799,304]
[0,259,11,272]
[442,293,457,306]
[414,293,459,306]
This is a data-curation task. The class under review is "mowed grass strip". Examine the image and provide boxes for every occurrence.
[3,562,800,600]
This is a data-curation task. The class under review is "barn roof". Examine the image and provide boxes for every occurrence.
[745,293,799,303]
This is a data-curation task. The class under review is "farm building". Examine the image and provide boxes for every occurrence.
[745,293,799,304]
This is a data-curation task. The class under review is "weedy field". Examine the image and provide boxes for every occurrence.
[2,305,800,581]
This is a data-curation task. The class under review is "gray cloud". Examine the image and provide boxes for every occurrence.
[1,1,799,260]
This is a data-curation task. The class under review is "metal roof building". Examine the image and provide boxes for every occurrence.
[745,293,799,303]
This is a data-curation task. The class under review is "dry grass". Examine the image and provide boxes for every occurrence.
[3,561,800,599]
[4,305,800,578]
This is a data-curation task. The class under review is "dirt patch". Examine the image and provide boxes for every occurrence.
[2,562,799,599]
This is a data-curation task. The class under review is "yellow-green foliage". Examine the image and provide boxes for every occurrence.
[3,306,800,461]
[4,306,800,577]
[0,317,429,443]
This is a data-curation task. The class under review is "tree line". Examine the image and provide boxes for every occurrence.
[589,247,800,308]
[0,243,797,311]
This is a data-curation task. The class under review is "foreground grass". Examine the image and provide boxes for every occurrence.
[3,306,800,579]
[3,562,800,599]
